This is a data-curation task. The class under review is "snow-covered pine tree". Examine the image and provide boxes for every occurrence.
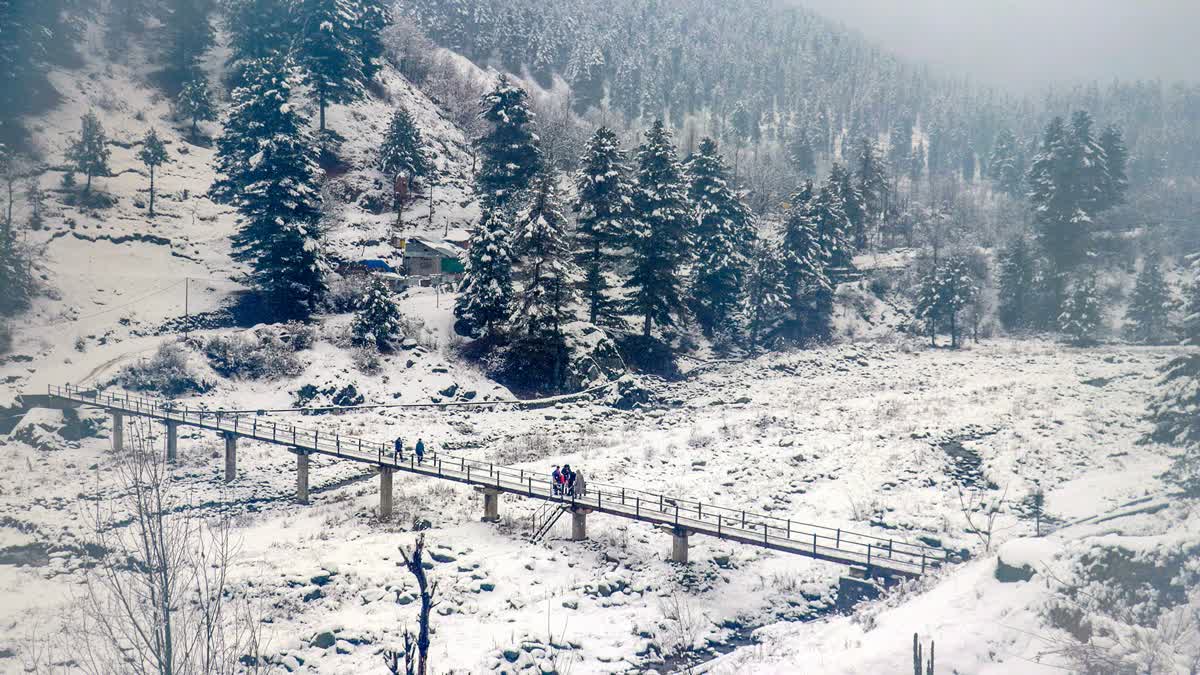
[1148,253,1200,494]
[888,117,913,169]
[1057,274,1103,346]
[454,209,515,340]
[814,172,855,275]
[476,76,543,211]
[574,126,631,327]
[513,174,578,337]
[829,162,865,255]
[352,0,390,79]
[997,235,1038,330]
[297,0,367,132]
[915,256,978,348]
[379,105,431,207]
[1028,112,1115,308]
[961,145,976,182]
[789,129,816,176]
[908,141,926,185]
[352,275,405,351]
[855,137,888,248]
[136,128,170,219]
[223,0,295,86]
[176,75,215,141]
[1098,123,1129,212]
[778,180,831,343]
[162,0,214,86]
[686,137,752,335]
[211,55,327,320]
[938,255,979,348]
[988,129,1023,198]
[744,237,787,352]
[625,120,691,337]
[1124,253,1172,344]
[67,110,111,194]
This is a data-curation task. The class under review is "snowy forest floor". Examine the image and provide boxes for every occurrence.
[0,334,1184,674]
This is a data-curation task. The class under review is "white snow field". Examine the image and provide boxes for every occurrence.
[0,16,1195,675]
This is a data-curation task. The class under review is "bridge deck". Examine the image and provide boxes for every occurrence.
[46,384,945,578]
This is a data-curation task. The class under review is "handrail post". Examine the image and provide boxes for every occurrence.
[787,519,791,539]
[812,532,817,554]
[675,503,679,525]
[921,551,926,575]
[867,544,872,567]
[836,528,841,548]
[636,496,640,517]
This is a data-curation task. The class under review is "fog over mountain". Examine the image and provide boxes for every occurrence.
[795,0,1200,90]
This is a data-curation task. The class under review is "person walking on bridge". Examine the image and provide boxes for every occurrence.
[415,438,425,464]
[393,436,403,462]
[552,465,563,496]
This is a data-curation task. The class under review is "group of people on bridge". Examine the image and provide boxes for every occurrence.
[552,464,586,498]
[390,437,425,464]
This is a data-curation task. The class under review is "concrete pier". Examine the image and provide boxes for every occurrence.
[223,433,238,483]
[111,411,124,452]
[571,508,589,541]
[481,488,501,523]
[165,420,178,462]
[296,449,310,504]
[380,466,394,519]
[671,527,690,564]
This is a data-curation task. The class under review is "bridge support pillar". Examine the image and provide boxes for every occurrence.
[223,433,238,483]
[481,488,500,523]
[295,449,310,504]
[111,411,124,452]
[570,508,589,541]
[165,421,178,462]
[671,527,689,564]
[380,467,394,519]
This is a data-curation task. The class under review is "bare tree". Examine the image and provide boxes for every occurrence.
[72,418,266,675]
[397,534,440,675]
[957,484,1009,553]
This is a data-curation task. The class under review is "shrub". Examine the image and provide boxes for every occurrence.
[203,329,304,380]
[117,343,212,396]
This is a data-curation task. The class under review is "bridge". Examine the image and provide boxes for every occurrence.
[40,384,946,579]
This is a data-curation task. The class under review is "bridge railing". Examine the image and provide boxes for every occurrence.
[51,384,946,574]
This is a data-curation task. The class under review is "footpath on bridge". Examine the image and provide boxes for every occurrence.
[42,384,947,579]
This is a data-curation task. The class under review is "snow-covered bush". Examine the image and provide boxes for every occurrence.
[203,330,305,380]
[1042,538,1200,673]
[352,277,406,352]
[117,343,212,396]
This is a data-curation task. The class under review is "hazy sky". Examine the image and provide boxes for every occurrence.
[793,0,1200,90]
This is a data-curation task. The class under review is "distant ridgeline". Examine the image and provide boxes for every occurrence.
[398,0,1200,184]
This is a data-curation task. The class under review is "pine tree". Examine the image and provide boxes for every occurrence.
[574,127,631,327]
[997,235,1038,330]
[855,137,888,248]
[744,237,787,352]
[211,55,327,320]
[455,209,515,340]
[961,145,976,182]
[176,74,215,141]
[789,129,816,176]
[476,76,543,211]
[988,129,1023,198]
[1098,124,1129,212]
[137,128,170,219]
[686,137,752,335]
[777,181,831,343]
[224,0,296,86]
[889,117,913,169]
[625,120,691,337]
[908,141,926,185]
[1147,253,1200,493]
[1124,253,1172,344]
[67,110,111,193]
[352,0,390,79]
[379,105,431,203]
[915,256,979,348]
[352,275,405,351]
[514,174,577,337]
[830,162,865,255]
[1058,274,1103,346]
[814,173,855,274]
[1028,113,1110,308]
[162,0,214,86]
[297,0,367,133]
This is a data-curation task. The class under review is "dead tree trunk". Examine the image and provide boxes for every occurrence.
[399,534,439,675]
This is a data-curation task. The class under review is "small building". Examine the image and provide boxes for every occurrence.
[403,237,465,280]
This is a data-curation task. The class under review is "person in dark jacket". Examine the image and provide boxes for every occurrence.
[394,437,403,461]
[562,464,575,497]
[415,439,425,464]
[552,465,562,495]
